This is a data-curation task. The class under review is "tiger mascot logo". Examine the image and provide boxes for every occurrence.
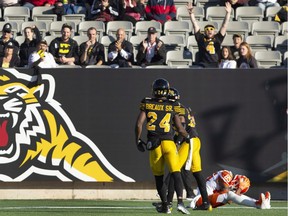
[0,69,135,182]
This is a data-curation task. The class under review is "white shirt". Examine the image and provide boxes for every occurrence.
[28,51,58,68]
[219,59,237,69]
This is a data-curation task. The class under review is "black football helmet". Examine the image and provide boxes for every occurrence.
[152,78,170,98]
[168,87,180,100]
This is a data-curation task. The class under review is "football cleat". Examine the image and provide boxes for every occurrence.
[177,203,190,214]
[156,203,171,214]
[256,191,271,209]
[193,202,212,211]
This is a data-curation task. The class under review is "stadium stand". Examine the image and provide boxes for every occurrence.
[3,6,30,25]
[235,6,264,32]
[274,35,288,55]
[265,6,282,21]
[254,50,282,68]
[106,21,134,40]
[159,35,186,51]
[78,21,105,40]
[73,35,89,46]
[21,21,48,37]
[32,6,57,27]
[251,21,280,38]
[163,21,191,42]
[135,21,162,37]
[246,35,273,53]
[176,6,205,22]
[226,21,249,39]
[166,50,193,67]
[206,6,234,22]
[100,35,116,62]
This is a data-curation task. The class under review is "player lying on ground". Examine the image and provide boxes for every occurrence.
[189,170,271,209]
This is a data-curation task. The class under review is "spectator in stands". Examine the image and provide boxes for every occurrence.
[0,23,19,57]
[145,0,176,24]
[49,23,79,65]
[19,26,42,67]
[120,0,146,25]
[254,0,280,12]
[107,28,133,67]
[136,27,166,67]
[0,0,21,8]
[274,3,288,24]
[221,0,249,10]
[0,42,20,68]
[28,39,58,68]
[187,2,232,68]
[237,42,258,68]
[79,27,105,66]
[230,34,243,60]
[218,46,237,68]
[90,0,120,22]
[23,0,57,9]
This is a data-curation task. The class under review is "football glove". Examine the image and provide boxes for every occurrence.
[185,134,191,143]
[137,139,146,152]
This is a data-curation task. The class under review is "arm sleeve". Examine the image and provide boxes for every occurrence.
[33,27,42,43]
[136,42,146,65]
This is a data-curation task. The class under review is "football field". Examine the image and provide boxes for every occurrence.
[0,200,287,216]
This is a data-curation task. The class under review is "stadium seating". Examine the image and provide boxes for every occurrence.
[274,35,288,55]
[166,50,193,67]
[246,35,273,53]
[265,6,281,21]
[176,6,204,22]
[0,21,19,35]
[226,21,249,39]
[254,50,282,68]
[15,35,25,45]
[159,35,186,51]
[61,6,86,25]
[235,7,264,31]
[251,21,280,38]
[3,6,30,24]
[206,6,234,22]
[100,35,116,62]
[129,35,146,62]
[21,21,48,37]
[78,21,105,40]
[73,35,88,45]
[135,21,162,37]
[281,22,287,35]
[49,21,76,36]
[43,35,57,46]
[163,21,191,42]
[106,21,133,40]
[32,6,57,26]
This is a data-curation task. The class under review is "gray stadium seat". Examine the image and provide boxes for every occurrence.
[3,6,30,25]
[281,22,287,35]
[15,35,25,45]
[62,6,86,25]
[174,0,190,9]
[206,6,234,22]
[166,50,192,67]
[226,21,249,39]
[78,21,105,40]
[135,21,162,36]
[265,6,281,21]
[195,0,220,9]
[221,35,234,46]
[176,6,204,22]
[245,35,273,53]
[32,6,57,26]
[73,35,88,46]
[163,21,191,42]
[106,21,133,40]
[235,6,264,31]
[186,35,198,62]
[129,35,146,62]
[274,35,288,55]
[254,50,282,68]
[100,35,115,62]
[159,35,186,51]
[43,35,57,46]
[251,21,280,38]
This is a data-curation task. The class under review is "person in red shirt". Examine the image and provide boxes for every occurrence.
[23,0,57,9]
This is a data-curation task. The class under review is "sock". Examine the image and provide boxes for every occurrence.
[171,171,184,204]
[227,191,257,207]
[193,171,209,204]
[155,175,167,203]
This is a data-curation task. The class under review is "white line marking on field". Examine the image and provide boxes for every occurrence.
[0,206,287,210]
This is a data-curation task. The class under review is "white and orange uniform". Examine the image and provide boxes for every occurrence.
[190,170,268,209]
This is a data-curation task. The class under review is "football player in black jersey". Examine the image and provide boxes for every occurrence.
[135,78,190,214]
[166,87,211,210]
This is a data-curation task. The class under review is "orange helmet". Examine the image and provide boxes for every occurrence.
[219,170,233,186]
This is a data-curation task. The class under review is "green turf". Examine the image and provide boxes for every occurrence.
[0,200,286,216]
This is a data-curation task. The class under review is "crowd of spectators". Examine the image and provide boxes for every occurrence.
[0,0,286,68]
